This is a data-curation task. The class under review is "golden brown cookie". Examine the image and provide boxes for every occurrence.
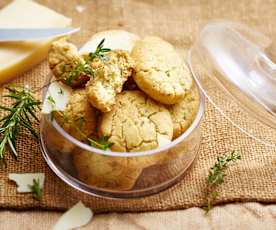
[131,36,193,104]
[55,89,97,141]
[99,90,173,153]
[86,50,134,112]
[48,39,90,88]
[73,151,142,190]
[168,86,200,139]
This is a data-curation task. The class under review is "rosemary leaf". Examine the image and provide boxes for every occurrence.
[0,86,41,161]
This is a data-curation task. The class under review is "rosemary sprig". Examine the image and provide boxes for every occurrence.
[88,38,111,61]
[28,178,43,201]
[0,86,41,161]
[202,150,241,212]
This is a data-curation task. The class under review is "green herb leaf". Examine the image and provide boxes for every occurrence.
[28,178,43,201]
[54,108,112,151]
[65,61,94,86]
[88,135,113,150]
[88,38,111,62]
[0,86,41,161]
[202,150,241,212]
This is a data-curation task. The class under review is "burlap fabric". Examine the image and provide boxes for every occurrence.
[1,203,276,230]
[0,0,275,213]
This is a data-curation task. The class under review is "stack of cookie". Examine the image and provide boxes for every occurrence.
[47,31,200,190]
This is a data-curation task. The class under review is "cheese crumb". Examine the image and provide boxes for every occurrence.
[42,81,72,114]
[8,173,45,193]
[75,5,86,13]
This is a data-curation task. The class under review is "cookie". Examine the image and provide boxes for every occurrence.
[168,86,200,139]
[73,151,142,190]
[131,36,193,104]
[55,89,97,141]
[86,50,134,112]
[99,90,173,153]
[48,39,90,88]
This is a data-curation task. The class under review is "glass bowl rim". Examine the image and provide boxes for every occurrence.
[41,76,205,157]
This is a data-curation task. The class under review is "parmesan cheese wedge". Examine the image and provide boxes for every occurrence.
[0,0,71,84]
[42,81,72,114]
[79,30,140,54]
[8,173,45,193]
[53,201,93,230]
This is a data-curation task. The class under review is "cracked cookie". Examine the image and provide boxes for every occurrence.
[55,89,97,141]
[48,39,91,88]
[168,86,200,139]
[73,151,142,190]
[131,36,193,104]
[86,50,134,112]
[99,90,173,152]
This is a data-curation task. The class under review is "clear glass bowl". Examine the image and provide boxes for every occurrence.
[40,75,205,199]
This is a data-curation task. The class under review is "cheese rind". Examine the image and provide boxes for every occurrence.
[0,0,72,84]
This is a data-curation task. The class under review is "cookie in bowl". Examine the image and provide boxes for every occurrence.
[99,90,173,152]
[48,39,92,88]
[85,50,134,112]
[73,151,142,190]
[54,89,97,141]
[131,36,193,104]
[168,86,200,139]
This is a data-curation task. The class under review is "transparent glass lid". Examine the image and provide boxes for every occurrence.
[188,21,276,147]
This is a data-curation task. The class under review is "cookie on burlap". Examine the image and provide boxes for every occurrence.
[168,86,200,139]
[131,36,193,104]
[73,151,142,190]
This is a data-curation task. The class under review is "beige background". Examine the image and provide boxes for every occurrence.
[0,0,276,229]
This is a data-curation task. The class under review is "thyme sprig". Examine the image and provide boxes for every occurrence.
[57,110,113,151]
[0,86,41,161]
[88,38,111,61]
[65,61,94,86]
[28,178,43,201]
[65,38,111,86]
[202,150,241,212]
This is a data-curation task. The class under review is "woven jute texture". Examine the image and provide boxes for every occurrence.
[0,0,275,213]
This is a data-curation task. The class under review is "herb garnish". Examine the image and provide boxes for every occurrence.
[64,38,111,86]
[58,110,113,150]
[65,61,94,86]
[28,178,43,201]
[89,135,113,150]
[202,150,241,212]
[46,97,113,150]
[0,86,41,161]
[47,95,55,105]
[88,38,111,61]
[58,88,63,95]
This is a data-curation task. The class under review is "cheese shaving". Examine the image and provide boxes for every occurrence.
[8,173,45,193]
[53,201,93,230]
